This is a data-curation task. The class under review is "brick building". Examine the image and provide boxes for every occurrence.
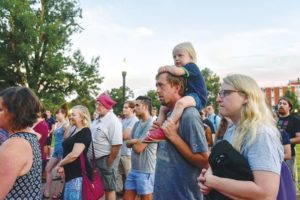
[262,78,300,108]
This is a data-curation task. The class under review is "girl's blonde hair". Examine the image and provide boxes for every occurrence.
[71,105,91,128]
[173,42,197,63]
[223,74,279,151]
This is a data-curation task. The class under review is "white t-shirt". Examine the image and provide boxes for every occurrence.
[89,110,122,158]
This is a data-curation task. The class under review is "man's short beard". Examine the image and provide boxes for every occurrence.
[160,101,167,106]
[278,108,288,115]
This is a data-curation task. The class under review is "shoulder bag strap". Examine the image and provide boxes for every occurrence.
[80,139,97,175]
[91,140,97,170]
[80,153,87,176]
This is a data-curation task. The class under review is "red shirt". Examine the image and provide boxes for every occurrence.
[33,120,49,160]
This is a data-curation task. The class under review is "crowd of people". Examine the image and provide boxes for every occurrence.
[0,42,299,200]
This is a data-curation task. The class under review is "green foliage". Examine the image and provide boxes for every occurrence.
[108,86,134,116]
[68,95,96,116]
[68,50,103,98]
[201,67,221,111]
[283,89,300,115]
[146,89,161,111]
[0,0,102,111]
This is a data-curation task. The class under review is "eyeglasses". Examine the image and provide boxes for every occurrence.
[218,90,242,98]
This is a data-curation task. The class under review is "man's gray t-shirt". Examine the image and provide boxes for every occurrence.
[223,123,283,174]
[121,116,138,156]
[154,108,208,200]
[131,118,157,173]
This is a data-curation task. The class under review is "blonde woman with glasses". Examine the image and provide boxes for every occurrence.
[198,74,283,200]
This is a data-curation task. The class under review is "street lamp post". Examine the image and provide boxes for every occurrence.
[122,58,127,104]
[122,71,127,104]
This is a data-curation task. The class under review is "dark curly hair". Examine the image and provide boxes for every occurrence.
[0,86,41,131]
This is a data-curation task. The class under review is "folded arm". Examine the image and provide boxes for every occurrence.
[204,170,280,200]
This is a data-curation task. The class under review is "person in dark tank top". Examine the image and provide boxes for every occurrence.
[0,86,43,199]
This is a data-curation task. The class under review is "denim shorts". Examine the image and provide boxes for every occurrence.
[125,171,154,195]
[186,92,203,111]
[52,146,63,159]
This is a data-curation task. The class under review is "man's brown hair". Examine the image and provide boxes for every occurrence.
[156,72,186,96]
[124,100,135,109]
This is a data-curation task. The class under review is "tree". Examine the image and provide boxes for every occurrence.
[108,86,134,116]
[0,0,102,111]
[68,95,96,116]
[146,89,161,111]
[68,51,103,98]
[201,67,221,111]
[282,89,300,115]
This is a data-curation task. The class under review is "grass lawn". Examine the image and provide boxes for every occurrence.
[296,145,300,199]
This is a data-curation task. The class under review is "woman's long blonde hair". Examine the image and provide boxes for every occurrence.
[71,105,91,128]
[223,74,279,151]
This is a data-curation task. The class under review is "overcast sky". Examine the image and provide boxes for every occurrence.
[71,0,300,97]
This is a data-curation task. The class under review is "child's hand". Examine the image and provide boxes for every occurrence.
[158,65,172,73]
